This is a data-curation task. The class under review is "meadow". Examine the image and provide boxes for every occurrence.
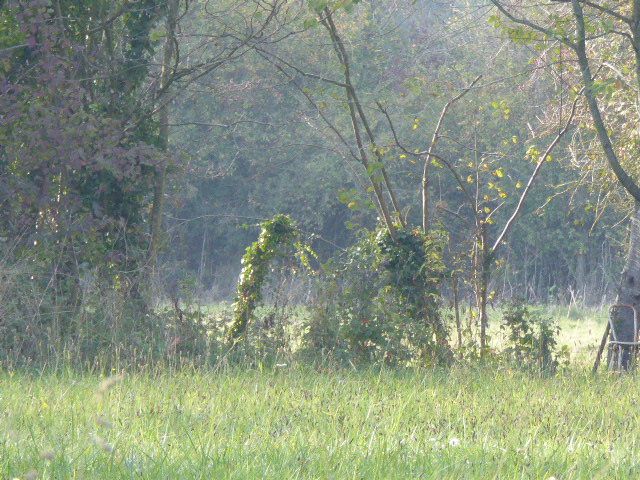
[2,307,638,480]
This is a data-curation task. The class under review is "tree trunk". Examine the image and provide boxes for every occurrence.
[575,250,586,302]
[198,220,208,286]
[422,159,430,233]
[453,275,462,350]
[321,11,400,238]
[479,262,490,353]
[609,203,640,370]
[476,224,490,353]
[148,0,179,271]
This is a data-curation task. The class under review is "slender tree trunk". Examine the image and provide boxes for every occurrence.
[321,10,402,236]
[479,267,490,352]
[149,0,179,271]
[453,274,462,349]
[422,160,430,233]
[472,224,489,352]
[575,250,586,302]
[421,75,481,232]
[478,225,490,353]
[198,220,208,286]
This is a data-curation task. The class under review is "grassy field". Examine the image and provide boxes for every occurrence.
[2,308,638,480]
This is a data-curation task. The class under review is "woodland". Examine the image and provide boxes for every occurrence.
[8,1,640,478]
[2,0,640,370]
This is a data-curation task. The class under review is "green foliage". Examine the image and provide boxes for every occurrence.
[163,0,625,306]
[488,13,546,45]
[307,0,360,14]
[377,227,447,327]
[306,226,450,366]
[0,7,25,75]
[1,0,632,369]
[228,215,314,342]
[500,300,565,373]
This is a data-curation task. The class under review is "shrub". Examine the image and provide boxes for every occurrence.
[500,299,563,373]
[305,226,451,366]
[0,255,168,367]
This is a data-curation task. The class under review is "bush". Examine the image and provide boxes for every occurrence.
[305,226,451,366]
[0,251,190,368]
[500,300,564,373]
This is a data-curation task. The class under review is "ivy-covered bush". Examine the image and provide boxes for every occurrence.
[305,226,451,366]
[228,214,314,343]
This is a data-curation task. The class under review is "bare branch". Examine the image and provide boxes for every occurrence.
[491,89,583,253]
[251,45,349,88]
[421,75,482,232]
[376,99,477,213]
[168,120,280,129]
[255,46,395,235]
[551,0,632,24]
[490,0,576,49]
[321,9,405,228]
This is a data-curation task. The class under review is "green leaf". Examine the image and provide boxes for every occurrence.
[308,0,329,14]
[303,17,319,29]
[366,161,385,175]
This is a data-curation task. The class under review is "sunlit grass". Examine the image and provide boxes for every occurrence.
[550,305,609,365]
[1,306,630,479]
[2,362,640,479]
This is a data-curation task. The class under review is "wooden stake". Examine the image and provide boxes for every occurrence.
[593,322,610,373]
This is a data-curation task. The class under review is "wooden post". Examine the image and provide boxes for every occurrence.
[593,322,610,373]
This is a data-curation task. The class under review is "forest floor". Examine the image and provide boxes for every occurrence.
[2,308,638,480]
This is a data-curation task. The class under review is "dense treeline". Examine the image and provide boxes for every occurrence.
[164,0,625,303]
[1,0,638,367]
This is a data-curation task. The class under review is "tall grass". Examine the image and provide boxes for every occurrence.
[1,365,639,479]
[0,307,622,479]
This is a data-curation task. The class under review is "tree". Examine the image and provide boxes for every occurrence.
[144,0,298,280]
[382,80,580,351]
[245,1,578,354]
[148,0,180,272]
[0,0,285,338]
[0,1,163,284]
[491,0,640,367]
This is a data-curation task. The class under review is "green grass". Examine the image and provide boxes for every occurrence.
[2,365,640,479]
[550,305,609,364]
[0,307,632,479]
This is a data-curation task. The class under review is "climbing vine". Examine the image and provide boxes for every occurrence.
[377,227,450,352]
[228,214,315,342]
[307,225,450,365]
[377,227,447,318]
